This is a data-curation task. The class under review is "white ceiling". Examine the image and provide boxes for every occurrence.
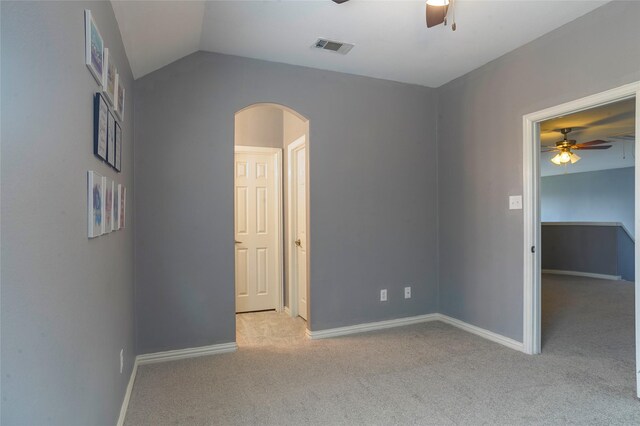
[540,98,636,177]
[111,0,608,86]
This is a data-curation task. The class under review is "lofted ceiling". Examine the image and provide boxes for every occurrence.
[111,0,608,86]
[540,98,636,177]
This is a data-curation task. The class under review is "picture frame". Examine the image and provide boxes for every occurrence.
[116,80,125,121]
[84,10,104,86]
[103,48,117,106]
[103,177,114,233]
[114,121,122,172]
[87,171,104,238]
[120,186,126,229]
[94,92,108,162]
[114,184,122,230]
[107,110,116,167]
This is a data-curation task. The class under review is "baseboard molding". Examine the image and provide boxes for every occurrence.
[306,313,440,339]
[116,359,138,426]
[437,314,525,353]
[542,269,621,281]
[136,342,238,365]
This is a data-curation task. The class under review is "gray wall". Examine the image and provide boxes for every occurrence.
[134,51,439,353]
[437,1,640,341]
[542,224,634,281]
[1,1,135,425]
[235,106,284,148]
[541,167,635,236]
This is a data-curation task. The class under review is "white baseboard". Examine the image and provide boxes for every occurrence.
[306,313,524,353]
[436,314,525,353]
[542,269,621,281]
[136,342,238,365]
[306,313,440,339]
[116,359,138,426]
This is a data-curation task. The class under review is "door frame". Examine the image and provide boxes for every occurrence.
[234,145,284,313]
[287,136,309,319]
[522,81,640,392]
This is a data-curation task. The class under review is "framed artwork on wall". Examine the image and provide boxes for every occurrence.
[87,171,104,238]
[84,10,104,86]
[94,92,108,162]
[120,186,126,229]
[103,48,117,106]
[106,110,116,168]
[114,121,122,172]
[114,184,122,230]
[116,81,125,121]
[104,177,114,233]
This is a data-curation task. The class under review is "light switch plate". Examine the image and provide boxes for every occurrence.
[509,195,523,210]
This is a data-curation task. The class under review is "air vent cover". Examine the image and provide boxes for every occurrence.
[313,38,354,55]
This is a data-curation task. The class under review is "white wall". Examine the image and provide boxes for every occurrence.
[235,106,284,148]
[541,167,635,236]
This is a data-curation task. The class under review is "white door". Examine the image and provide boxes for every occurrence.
[290,138,308,320]
[235,148,281,313]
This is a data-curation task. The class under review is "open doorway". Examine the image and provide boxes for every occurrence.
[523,82,640,396]
[233,103,310,347]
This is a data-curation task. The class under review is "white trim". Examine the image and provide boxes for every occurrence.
[437,314,525,353]
[287,136,306,319]
[116,359,138,426]
[306,314,439,339]
[542,269,621,281]
[136,342,238,365]
[542,221,635,242]
[284,306,291,316]
[522,81,640,396]
[234,146,284,313]
[305,313,524,353]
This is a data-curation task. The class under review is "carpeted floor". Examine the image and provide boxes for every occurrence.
[124,274,639,425]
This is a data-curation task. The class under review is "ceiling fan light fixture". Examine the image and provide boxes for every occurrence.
[570,152,581,164]
[426,0,450,6]
[550,153,562,165]
[559,151,571,163]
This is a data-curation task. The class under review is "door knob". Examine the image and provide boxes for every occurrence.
[235,240,242,244]
[295,239,301,247]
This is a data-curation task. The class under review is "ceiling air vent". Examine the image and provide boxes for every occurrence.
[313,38,354,55]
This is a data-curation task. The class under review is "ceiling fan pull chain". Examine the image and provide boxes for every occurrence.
[451,0,457,31]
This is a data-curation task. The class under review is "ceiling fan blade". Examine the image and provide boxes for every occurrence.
[331,0,350,3]
[575,139,608,147]
[426,4,448,27]
[574,145,612,150]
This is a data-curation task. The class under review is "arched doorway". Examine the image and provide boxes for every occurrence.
[233,103,310,346]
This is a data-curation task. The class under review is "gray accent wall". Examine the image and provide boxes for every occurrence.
[1,1,135,425]
[134,51,439,353]
[541,167,635,236]
[437,1,640,341]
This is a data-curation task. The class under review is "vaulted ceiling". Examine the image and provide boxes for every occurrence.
[111,0,608,87]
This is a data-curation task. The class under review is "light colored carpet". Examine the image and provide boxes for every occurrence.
[125,275,639,425]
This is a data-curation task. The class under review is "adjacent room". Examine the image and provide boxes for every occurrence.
[538,98,636,393]
[2,1,640,425]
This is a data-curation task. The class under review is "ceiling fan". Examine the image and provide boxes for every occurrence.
[541,128,612,165]
[332,0,457,30]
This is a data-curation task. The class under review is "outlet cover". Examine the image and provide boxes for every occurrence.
[120,349,124,374]
[380,289,387,302]
[404,287,411,299]
[509,195,522,210]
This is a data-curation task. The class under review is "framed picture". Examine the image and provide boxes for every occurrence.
[103,48,117,105]
[94,92,108,161]
[84,10,104,85]
[87,171,104,238]
[120,186,126,229]
[116,81,125,121]
[114,121,122,172]
[104,177,114,233]
[107,110,116,167]
[114,184,122,230]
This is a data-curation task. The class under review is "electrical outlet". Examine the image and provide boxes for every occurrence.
[509,195,522,210]
[120,349,124,374]
[380,289,387,302]
[404,286,411,299]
